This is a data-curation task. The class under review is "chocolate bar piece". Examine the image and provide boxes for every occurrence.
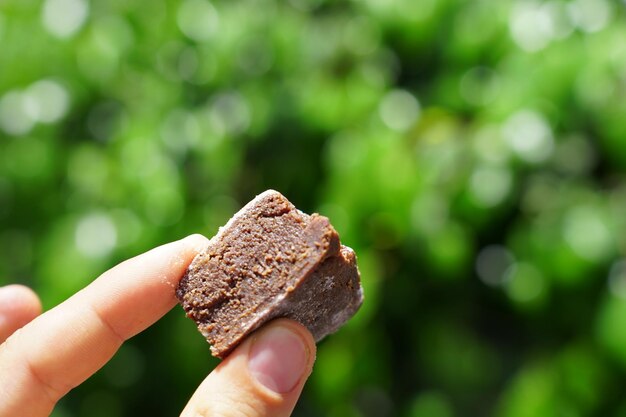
[176,190,363,358]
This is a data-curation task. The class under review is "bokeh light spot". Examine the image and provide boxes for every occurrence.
[544,1,575,39]
[469,164,513,208]
[24,79,70,124]
[0,91,34,136]
[74,213,118,258]
[207,91,251,136]
[41,0,89,39]
[509,1,556,52]
[378,89,420,133]
[502,110,554,164]
[177,0,219,42]
[160,109,201,154]
[563,206,613,262]
[505,262,546,303]
[472,124,511,164]
[567,0,611,33]
[476,245,515,287]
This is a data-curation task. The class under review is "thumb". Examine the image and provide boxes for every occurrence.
[181,319,316,417]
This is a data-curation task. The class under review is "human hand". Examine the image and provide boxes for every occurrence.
[0,235,316,417]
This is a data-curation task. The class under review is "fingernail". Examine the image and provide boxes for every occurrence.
[0,285,26,307]
[248,325,309,394]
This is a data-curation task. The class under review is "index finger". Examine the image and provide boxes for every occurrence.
[0,234,208,417]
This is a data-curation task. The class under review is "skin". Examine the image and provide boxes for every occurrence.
[0,234,316,417]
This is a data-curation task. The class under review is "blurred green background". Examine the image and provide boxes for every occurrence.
[1,0,626,415]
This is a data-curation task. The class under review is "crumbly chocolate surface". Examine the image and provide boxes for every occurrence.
[176,190,363,358]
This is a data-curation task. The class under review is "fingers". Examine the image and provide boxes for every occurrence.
[0,285,42,343]
[0,234,209,417]
[181,319,316,417]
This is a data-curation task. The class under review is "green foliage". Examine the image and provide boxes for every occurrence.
[2,0,626,415]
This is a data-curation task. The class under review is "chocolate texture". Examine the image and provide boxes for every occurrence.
[176,190,364,358]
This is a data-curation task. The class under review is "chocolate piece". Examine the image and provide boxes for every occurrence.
[176,190,363,358]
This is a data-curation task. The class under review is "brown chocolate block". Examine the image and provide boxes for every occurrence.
[176,190,364,358]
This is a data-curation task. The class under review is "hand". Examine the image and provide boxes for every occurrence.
[0,235,316,417]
